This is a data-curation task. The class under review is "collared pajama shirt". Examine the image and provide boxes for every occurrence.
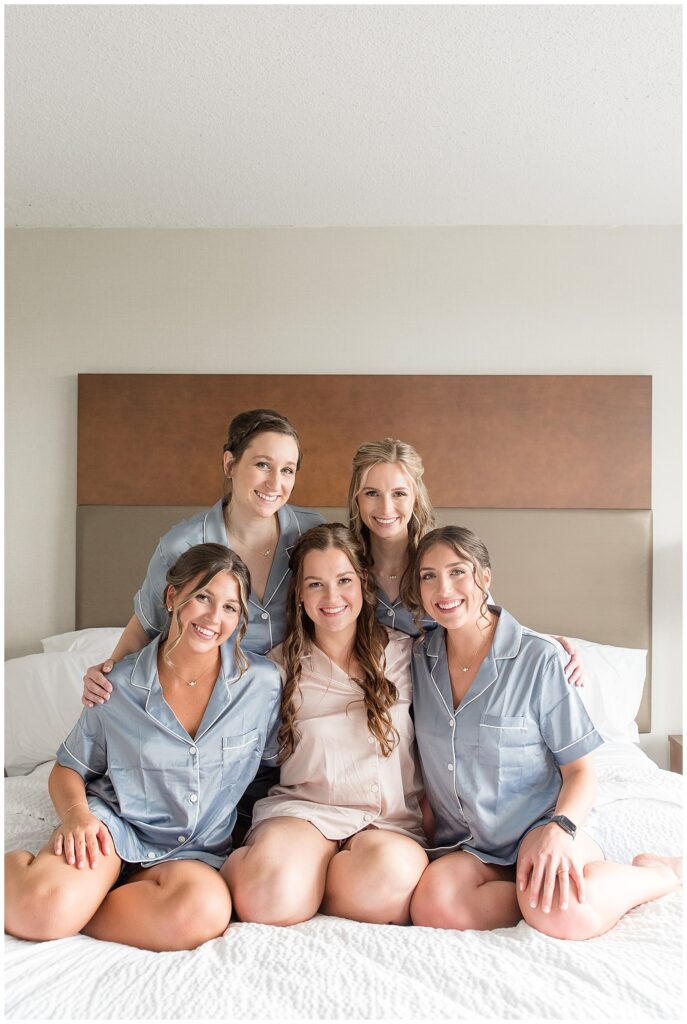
[56,636,281,869]
[411,607,604,865]
[134,499,324,655]
[374,581,436,637]
[250,630,426,844]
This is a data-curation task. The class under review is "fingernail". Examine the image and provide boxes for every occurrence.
[561,902,568,910]
[543,906,550,913]
[519,882,524,891]
[530,900,537,909]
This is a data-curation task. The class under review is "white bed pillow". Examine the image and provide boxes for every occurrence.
[566,637,646,744]
[41,626,124,657]
[4,650,94,776]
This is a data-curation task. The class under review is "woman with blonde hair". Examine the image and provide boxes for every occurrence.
[347,438,583,681]
[222,523,429,927]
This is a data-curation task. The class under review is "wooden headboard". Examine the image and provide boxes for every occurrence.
[76,373,652,729]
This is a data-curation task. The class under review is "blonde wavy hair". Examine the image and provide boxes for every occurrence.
[402,526,492,633]
[347,438,436,569]
[278,523,399,763]
[163,543,251,675]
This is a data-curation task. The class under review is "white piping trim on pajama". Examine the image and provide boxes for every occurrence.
[60,745,100,775]
[552,728,596,753]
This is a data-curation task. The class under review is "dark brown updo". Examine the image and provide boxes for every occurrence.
[223,409,302,469]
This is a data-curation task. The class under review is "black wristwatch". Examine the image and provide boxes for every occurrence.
[548,814,577,840]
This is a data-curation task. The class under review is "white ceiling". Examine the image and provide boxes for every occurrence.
[5,4,681,227]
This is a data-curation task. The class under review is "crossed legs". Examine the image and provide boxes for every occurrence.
[516,830,682,940]
[5,837,232,951]
[223,817,428,926]
[410,832,682,939]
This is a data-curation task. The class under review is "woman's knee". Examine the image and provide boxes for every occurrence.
[348,837,428,896]
[163,877,232,949]
[409,874,475,930]
[518,893,604,940]
[5,875,89,941]
[230,854,317,926]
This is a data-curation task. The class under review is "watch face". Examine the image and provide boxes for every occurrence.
[556,815,576,834]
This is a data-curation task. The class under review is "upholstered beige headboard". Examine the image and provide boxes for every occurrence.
[76,374,652,729]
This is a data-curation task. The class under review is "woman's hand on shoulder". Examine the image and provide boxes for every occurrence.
[82,661,115,707]
[555,636,584,687]
[517,823,586,913]
[53,807,111,869]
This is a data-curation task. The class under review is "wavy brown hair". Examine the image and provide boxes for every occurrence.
[402,526,492,633]
[163,543,251,675]
[278,523,399,763]
[347,439,436,572]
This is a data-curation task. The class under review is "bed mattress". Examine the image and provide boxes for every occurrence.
[4,745,683,1021]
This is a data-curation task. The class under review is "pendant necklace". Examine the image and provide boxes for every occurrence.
[225,512,277,558]
[452,632,488,673]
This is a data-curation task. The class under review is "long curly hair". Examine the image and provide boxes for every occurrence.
[278,523,399,763]
[162,543,251,675]
[347,439,436,572]
[402,526,492,633]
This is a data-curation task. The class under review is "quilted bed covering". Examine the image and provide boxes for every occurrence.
[4,749,683,1020]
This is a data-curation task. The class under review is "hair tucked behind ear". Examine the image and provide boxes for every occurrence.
[279,523,399,763]
[163,543,251,675]
[402,526,492,633]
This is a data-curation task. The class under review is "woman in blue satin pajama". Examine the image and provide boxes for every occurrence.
[404,525,682,939]
[346,439,584,684]
[5,544,281,950]
[81,408,323,825]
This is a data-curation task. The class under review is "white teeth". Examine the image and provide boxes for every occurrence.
[374,517,399,525]
[436,600,463,611]
[321,606,347,615]
[255,490,279,502]
[193,623,215,637]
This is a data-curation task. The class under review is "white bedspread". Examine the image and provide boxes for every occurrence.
[4,749,683,1021]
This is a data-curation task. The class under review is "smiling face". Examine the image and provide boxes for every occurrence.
[224,431,299,518]
[299,546,364,640]
[356,462,415,542]
[167,570,242,654]
[418,542,491,630]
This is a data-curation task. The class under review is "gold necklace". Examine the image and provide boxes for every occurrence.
[163,658,218,688]
[224,511,277,558]
[450,631,489,673]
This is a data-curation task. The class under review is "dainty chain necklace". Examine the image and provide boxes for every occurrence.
[224,511,277,558]
[450,631,489,673]
[162,656,218,688]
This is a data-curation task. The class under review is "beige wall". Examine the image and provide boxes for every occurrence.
[5,227,681,766]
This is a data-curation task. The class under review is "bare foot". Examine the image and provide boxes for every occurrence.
[632,853,683,887]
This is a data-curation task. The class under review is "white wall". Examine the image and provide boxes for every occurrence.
[5,227,681,766]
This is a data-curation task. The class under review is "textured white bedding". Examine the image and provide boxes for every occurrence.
[4,748,683,1021]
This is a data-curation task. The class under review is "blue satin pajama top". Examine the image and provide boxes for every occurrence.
[411,606,603,864]
[134,499,324,654]
[56,636,281,869]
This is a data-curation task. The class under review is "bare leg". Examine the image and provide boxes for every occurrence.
[410,851,520,930]
[222,817,337,925]
[5,840,121,942]
[83,859,232,951]
[518,830,683,941]
[323,829,428,925]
